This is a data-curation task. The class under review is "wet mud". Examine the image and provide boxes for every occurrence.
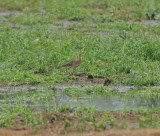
[1,111,160,136]
[0,85,37,91]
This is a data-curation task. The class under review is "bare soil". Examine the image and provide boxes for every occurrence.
[1,126,160,136]
[0,74,159,92]
[61,74,106,86]
[1,112,160,136]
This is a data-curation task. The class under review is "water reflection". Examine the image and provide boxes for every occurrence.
[0,90,160,111]
[56,91,160,111]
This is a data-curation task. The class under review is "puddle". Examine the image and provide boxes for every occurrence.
[0,11,19,16]
[58,85,137,92]
[56,91,160,111]
[127,20,159,27]
[129,20,159,26]
[50,20,82,29]
[0,10,20,28]
[0,85,37,91]
[0,85,160,111]
[140,20,159,26]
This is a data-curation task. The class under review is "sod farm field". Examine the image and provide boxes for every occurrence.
[0,0,160,135]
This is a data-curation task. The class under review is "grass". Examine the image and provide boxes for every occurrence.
[0,22,160,86]
[0,87,160,130]
[0,0,159,86]
[0,0,160,134]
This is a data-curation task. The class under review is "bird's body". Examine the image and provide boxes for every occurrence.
[62,54,82,68]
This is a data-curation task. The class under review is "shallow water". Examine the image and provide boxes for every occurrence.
[56,92,160,111]
[0,87,159,111]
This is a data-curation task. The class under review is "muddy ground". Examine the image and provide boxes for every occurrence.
[0,74,159,92]
[0,111,160,136]
[1,127,160,136]
[0,10,160,136]
[1,75,160,136]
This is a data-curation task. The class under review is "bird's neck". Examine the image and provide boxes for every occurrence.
[78,56,82,61]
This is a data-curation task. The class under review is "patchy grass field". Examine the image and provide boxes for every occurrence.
[0,0,160,135]
[0,0,159,86]
[1,87,160,136]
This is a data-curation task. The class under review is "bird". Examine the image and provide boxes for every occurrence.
[62,54,83,68]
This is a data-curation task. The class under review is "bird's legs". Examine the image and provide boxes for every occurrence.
[68,68,76,79]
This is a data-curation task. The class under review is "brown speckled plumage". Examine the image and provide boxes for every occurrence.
[62,54,82,68]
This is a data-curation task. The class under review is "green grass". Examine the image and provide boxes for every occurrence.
[0,0,160,21]
[0,22,160,86]
[0,87,160,129]
[0,0,160,132]
[0,0,160,86]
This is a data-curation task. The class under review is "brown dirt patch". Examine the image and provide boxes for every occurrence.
[1,112,160,136]
[1,127,160,136]
[61,74,106,86]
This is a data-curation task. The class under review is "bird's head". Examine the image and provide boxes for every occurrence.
[79,54,83,57]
